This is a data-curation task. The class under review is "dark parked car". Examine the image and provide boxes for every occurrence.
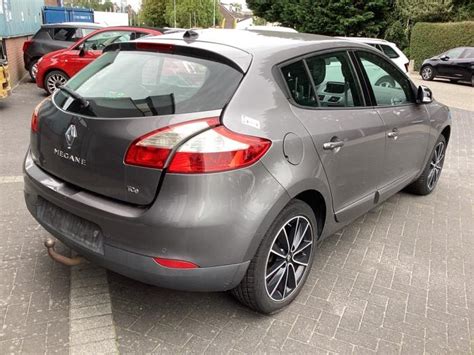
[23,22,103,81]
[420,47,474,85]
[24,30,451,314]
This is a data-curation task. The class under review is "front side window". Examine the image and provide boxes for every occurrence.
[306,52,363,107]
[444,48,464,59]
[81,31,133,51]
[357,51,414,106]
[54,50,243,118]
[461,48,474,58]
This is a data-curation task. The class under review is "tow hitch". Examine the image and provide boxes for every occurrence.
[44,239,85,266]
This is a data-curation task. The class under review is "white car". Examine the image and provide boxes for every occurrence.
[337,37,409,73]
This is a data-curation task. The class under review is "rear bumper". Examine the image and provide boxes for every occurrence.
[23,150,289,291]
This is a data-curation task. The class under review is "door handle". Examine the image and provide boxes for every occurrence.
[323,141,344,150]
[387,129,399,140]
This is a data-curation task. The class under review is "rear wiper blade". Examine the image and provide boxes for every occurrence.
[58,85,89,108]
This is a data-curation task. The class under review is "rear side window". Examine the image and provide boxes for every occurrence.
[281,51,363,108]
[380,44,399,59]
[281,61,317,107]
[54,50,243,118]
[33,28,52,40]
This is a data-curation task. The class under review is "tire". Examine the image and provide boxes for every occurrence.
[231,200,317,314]
[44,70,69,95]
[406,135,446,195]
[421,65,435,81]
[28,59,39,81]
[375,75,396,87]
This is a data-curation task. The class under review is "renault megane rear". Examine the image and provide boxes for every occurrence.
[24,30,451,314]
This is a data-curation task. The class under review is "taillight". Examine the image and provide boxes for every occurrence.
[125,118,272,173]
[124,118,219,169]
[405,63,409,73]
[23,40,33,52]
[31,98,48,132]
[168,126,271,173]
[153,257,198,269]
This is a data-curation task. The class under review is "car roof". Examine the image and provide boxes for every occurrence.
[139,29,368,62]
[336,37,393,45]
[41,22,104,29]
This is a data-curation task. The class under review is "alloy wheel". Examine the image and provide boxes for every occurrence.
[46,73,67,94]
[265,216,313,302]
[427,141,445,190]
[422,67,432,80]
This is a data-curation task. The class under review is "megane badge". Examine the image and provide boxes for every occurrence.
[65,124,77,149]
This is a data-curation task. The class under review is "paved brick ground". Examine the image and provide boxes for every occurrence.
[109,109,473,354]
[0,82,472,354]
[0,84,70,354]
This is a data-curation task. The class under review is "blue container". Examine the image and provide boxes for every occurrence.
[42,6,94,24]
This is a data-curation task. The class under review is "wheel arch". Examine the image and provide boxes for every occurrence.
[293,189,326,238]
[441,125,451,144]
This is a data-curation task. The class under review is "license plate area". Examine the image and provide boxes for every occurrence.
[37,197,104,254]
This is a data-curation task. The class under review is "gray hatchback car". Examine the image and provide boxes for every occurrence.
[24,30,451,314]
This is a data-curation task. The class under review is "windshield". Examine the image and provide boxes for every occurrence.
[54,50,243,118]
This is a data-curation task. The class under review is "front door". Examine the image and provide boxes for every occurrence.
[355,50,431,198]
[70,31,135,74]
[281,51,386,222]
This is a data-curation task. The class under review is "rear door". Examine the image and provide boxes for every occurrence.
[30,46,247,205]
[281,50,386,222]
[354,50,430,196]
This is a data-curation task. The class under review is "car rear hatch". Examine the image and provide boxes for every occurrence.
[29,41,251,205]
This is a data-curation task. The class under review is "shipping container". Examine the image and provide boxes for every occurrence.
[42,6,94,24]
[0,0,43,37]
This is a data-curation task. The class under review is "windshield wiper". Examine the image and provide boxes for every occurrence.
[58,85,89,108]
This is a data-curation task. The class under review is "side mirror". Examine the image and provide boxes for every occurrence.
[78,44,86,57]
[440,55,449,61]
[417,85,433,104]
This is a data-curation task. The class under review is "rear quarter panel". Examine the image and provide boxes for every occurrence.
[222,53,336,241]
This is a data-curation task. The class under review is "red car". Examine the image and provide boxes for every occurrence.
[36,26,162,94]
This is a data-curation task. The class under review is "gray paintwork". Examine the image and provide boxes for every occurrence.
[24,29,451,291]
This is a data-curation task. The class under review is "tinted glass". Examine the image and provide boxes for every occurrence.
[53,51,243,118]
[357,51,414,106]
[380,44,399,59]
[461,48,474,58]
[52,28,78,42]
[82,31,133,51]
[445,48,464,59]
[281,60,317,107]
[306,52,363,107]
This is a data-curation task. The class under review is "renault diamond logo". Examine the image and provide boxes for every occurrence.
[65,124,77,149]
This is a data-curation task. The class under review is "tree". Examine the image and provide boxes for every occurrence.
[139,0,168,27]
[246,0,394,37]
[164,0,221,28]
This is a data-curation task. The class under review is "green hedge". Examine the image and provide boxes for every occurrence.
[410,21,474,71]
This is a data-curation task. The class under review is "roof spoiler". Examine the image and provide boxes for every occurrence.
[104,41,245,73]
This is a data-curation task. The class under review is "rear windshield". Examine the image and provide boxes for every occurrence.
[380,44,399,59]
[54,50,243,117]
